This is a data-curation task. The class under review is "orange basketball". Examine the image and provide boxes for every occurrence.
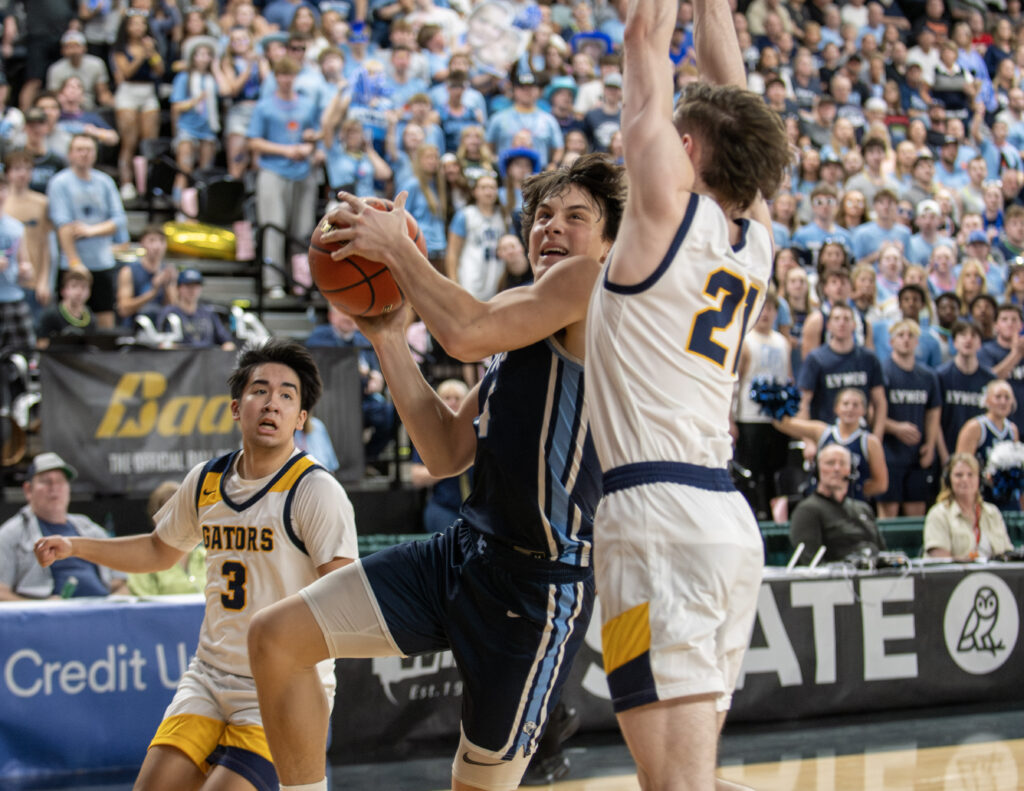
[308,197,428,317]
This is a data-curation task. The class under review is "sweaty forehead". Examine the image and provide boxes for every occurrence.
[539,185,602,216]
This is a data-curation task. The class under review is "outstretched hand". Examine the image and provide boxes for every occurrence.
[35,536,73,568]
[322,192,410,267]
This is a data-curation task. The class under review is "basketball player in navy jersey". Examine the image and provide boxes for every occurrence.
[249,154,626,791]
[35,340,357,791]
[584,0,790,788]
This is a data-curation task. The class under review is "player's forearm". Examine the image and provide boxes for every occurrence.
[624,0,671,40]
[67,533,182,574]
[693,0,745,89]
[383,235,491,362]
[372,332,473,477]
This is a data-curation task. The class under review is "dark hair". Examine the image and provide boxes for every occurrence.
[519,152,626,249]
[416,23,442,49]
[969,293,998,314]
[898,283,927,302]
[951,319,981,340]
[227,339,323,413]
[4,149,34,170]
[997,302,1024,320]
[114,12,152,50]
[861,136,886,153]
[61,268,93,288]
[33,90,59,109]
[828,300,856,319]
[68,132,98,150]
[673,81,790,210]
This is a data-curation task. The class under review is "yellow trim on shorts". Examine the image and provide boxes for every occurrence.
[150,715,273,770]
[601,601,651,674]
[150,713,225,771]
[220,724,273,763]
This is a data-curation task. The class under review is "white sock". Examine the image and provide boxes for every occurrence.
[280,780,327,791]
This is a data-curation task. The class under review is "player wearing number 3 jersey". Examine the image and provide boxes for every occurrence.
[584,1,791,788]
[34,340,357,791]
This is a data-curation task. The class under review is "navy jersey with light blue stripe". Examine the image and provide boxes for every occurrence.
[458,339,601,566]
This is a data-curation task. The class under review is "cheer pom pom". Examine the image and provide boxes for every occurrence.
[749,378,801,420]
[985,441,1024,502]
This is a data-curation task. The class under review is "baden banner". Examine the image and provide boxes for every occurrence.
[39,348,363,494]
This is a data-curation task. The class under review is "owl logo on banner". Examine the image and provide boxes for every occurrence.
[943,572,1019,674]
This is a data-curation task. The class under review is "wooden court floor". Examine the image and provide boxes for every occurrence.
[551,740,1024,790]
[523,737,1024,790]
[5,703,1023,790]
[327,702,1024,791]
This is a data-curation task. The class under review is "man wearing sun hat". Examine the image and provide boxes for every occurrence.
[544,75,584,138]
[0,452,128,600]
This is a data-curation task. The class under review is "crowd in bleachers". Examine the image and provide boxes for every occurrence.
[0,0,1023,513]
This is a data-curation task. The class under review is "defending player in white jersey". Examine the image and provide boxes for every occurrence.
[584,1,791,789]
[35,339,358,791]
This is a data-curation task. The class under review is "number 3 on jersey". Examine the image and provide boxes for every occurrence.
[686,268,761,373]
[221,560,247,610]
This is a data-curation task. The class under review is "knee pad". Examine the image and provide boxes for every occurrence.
[450,730,531,791]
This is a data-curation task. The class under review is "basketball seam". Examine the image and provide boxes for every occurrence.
[310,199,409,315]
[318,267,394,294]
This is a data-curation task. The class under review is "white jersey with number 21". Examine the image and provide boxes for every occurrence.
[586,193,773,471]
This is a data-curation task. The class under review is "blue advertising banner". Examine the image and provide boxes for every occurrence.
[0,596,203,779]
[4,565,1024,779]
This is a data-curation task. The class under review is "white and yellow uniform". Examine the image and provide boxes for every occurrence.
[149,449,357,784]
[585,194,768,713]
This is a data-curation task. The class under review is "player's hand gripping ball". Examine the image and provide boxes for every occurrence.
[308,197,428,316]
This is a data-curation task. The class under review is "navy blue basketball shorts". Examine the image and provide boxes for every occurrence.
[361,521,594,758]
